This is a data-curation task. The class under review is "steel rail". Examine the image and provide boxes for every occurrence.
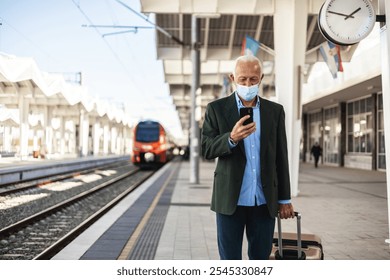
[0,168,140,238]
[34,170,154,260]
[0,161,132,196]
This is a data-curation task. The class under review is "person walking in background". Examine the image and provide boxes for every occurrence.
[201,54,294,260]
[310,142,322,168]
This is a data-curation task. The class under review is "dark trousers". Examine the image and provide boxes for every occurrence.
[216,205,275,260]
[314,155,320,167]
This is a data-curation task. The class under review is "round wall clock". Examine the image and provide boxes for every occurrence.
[318,0,376,45]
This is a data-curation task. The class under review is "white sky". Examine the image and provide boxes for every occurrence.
[0,0,183,139]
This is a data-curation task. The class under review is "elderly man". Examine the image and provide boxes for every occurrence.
[201,54,294,260]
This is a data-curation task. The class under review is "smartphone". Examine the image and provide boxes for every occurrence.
[239,107,253,125]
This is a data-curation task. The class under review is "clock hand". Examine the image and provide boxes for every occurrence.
[328,10,355,18]
[345,7,361,20]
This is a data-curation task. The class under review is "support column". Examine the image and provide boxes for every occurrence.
[339,102,347,167]
[32,126,39,156]
[190,15,200,184]
[103,122,110,155]
[59,116,65,155]
[111,126,117,154]
[79,109,89,157]
[18,93,29,159]
[93,121,100,156]
[117,129,123,155]
[122,126,128,155]
[274,0,308,197]
[302,113,308,162]
[70,119,77,154]
[379,0,390,246]
[43,106,53,156]
[4,126,12,152]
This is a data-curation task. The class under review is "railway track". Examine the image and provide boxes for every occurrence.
[0,162,136,229]
[0,165,156,260]
[0,159,131,195]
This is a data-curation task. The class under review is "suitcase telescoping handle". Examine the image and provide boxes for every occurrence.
[277,211,302,259]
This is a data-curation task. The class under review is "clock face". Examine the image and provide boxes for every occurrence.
[318,0,376,45]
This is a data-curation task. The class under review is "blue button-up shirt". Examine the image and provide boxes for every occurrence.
[235,94,265,206]
[229,92,290,206]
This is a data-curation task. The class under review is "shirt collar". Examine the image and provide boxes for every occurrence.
[234,92,260,109]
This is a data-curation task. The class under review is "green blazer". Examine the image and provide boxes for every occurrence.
[201,93,291,218]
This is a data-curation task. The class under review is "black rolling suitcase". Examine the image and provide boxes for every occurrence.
[269,212,324,260]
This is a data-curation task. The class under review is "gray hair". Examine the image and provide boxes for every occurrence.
[232,54,263,77]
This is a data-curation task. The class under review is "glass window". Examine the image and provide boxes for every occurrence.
[347,97,373,154]
[354,136,360,152]
[308,111,323,159]
[377,94,385,170]
[378,94,383,110]
[366,115,373,130]
[360,134,366,153]
[348,102,353,116]
[379,131,385,153]
[354,101,360,114]
[379,155,386,169]
[366,132,372,153]
[360,115,367,131]
[323,106,339,164]
[348,117,353,133]
[360,99,366,113]
[378,111,383,130]
[367,97,373,112]
[136,122,160,142]
[348,135,353,152]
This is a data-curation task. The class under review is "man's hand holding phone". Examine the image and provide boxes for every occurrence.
[230,108,256,144]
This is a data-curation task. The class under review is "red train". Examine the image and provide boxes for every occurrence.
[131,120,175,167]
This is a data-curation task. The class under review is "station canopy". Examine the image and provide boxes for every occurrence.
[139,0,360,135]
[0,53,132,127]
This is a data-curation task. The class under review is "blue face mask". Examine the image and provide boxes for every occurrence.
[236,83,259,101]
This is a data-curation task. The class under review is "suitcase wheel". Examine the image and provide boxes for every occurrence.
[275,249,306,260]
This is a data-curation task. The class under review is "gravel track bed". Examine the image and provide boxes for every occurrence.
[0,163,135,229]
[0,169,153,260]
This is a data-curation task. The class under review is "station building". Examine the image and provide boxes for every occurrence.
[302,30,384,171]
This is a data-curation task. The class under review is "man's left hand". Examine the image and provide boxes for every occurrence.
[278,203,295,219]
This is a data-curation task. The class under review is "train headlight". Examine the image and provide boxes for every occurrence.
[144,152,155,162]
[142,145,153,150]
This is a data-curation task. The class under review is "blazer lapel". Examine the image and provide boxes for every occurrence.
[224,94,239,128]
[260,97,270,161]
[224,93,246,156]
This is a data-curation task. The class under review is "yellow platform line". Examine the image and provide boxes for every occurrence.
[117,168,175,260]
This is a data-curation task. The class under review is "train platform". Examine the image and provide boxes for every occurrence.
[0,153,78,167]
[0,154,130,186]
[51,158,390,260]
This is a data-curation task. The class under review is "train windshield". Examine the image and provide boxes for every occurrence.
[136,122,160,142]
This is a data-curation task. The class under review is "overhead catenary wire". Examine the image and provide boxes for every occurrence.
[71,0,146,98]
[72,0,125,65]
[72,0,178,126]
[114,0,186,46]
[101,0,157,102]
[81,25,153,37]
